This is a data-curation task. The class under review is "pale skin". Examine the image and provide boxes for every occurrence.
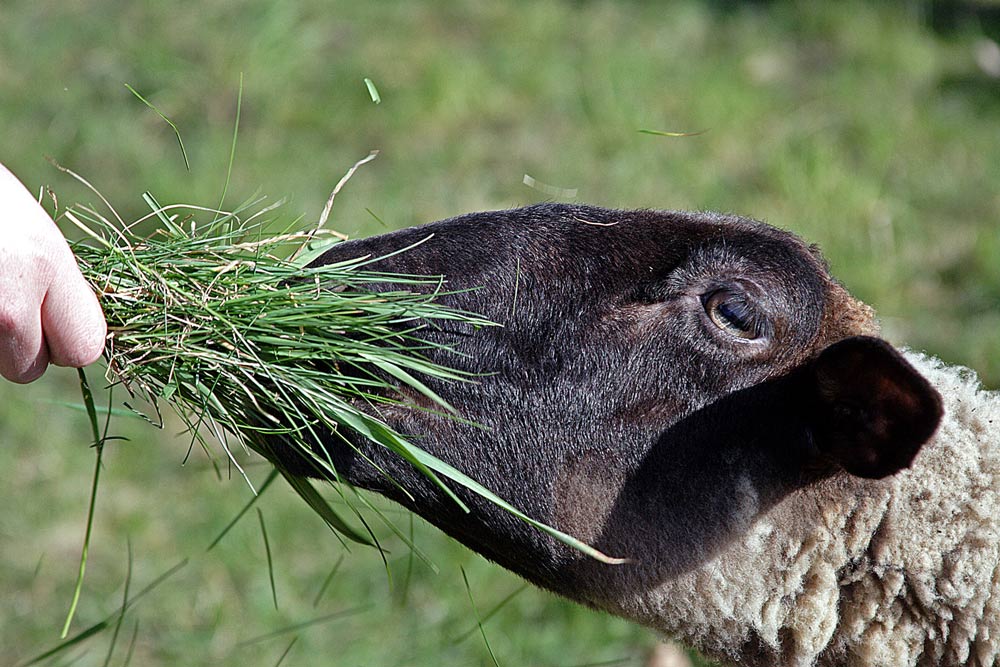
[0,164,106,383]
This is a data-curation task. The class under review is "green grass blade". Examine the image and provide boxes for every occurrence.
[207,467,279,551]
[141,192,184,235]
[121,621,140,667]
[61,368,106,638]
[21,559,187,667]
[359,354,458,414]
[405,446,628,564]
[452,582,528,644]
[101,540,133,667]
[21,620,111,666]
[637,127,706,137]
[397,513,416,607]
[312,554,345,608]
[279,471,374,546]
[257,509,279,610]
[350,490,437,573]
[461,567,501,667]
[124,83,191,170]
[273,637,298,667]
[214,72,243,223]
[237,606,372,647]
[364,77,381,104]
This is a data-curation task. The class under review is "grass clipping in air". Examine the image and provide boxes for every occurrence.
[64,191,623,564]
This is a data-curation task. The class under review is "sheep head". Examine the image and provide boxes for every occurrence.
[300,203,944,664]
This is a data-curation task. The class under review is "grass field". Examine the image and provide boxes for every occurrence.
[0,2,998,666]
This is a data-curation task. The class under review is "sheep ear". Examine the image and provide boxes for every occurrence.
[807,336,943,479]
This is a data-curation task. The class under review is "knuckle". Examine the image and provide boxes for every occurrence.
[0,303,31,336]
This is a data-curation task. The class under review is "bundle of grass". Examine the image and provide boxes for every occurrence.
[68,194,465,541]
[62,184,611,562]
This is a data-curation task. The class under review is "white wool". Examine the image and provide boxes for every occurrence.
[615,352,1000,667]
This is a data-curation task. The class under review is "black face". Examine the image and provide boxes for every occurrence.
[300,203,941,606]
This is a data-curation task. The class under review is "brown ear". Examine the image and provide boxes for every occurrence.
[807,336,943,479]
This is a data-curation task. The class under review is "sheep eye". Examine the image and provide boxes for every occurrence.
[703,289,761,340]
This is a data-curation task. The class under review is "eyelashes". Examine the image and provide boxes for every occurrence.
[701,288,767,341]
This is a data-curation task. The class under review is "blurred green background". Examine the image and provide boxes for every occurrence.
[1,1,998,666]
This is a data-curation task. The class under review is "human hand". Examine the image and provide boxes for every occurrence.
[0,164,106,383]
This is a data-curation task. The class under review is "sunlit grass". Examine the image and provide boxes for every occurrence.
[1,2,997,666]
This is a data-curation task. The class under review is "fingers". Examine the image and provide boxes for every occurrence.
[0,163,107,382]
[0,296,49,384]
[0,243,106,381]
[41,260,107,368]
[0,249,105,382]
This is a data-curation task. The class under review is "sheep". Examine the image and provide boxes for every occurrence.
[600,349,1000,667]
[280,202,992,667]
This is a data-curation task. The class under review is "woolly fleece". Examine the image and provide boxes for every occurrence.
[616,352,1000,667]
